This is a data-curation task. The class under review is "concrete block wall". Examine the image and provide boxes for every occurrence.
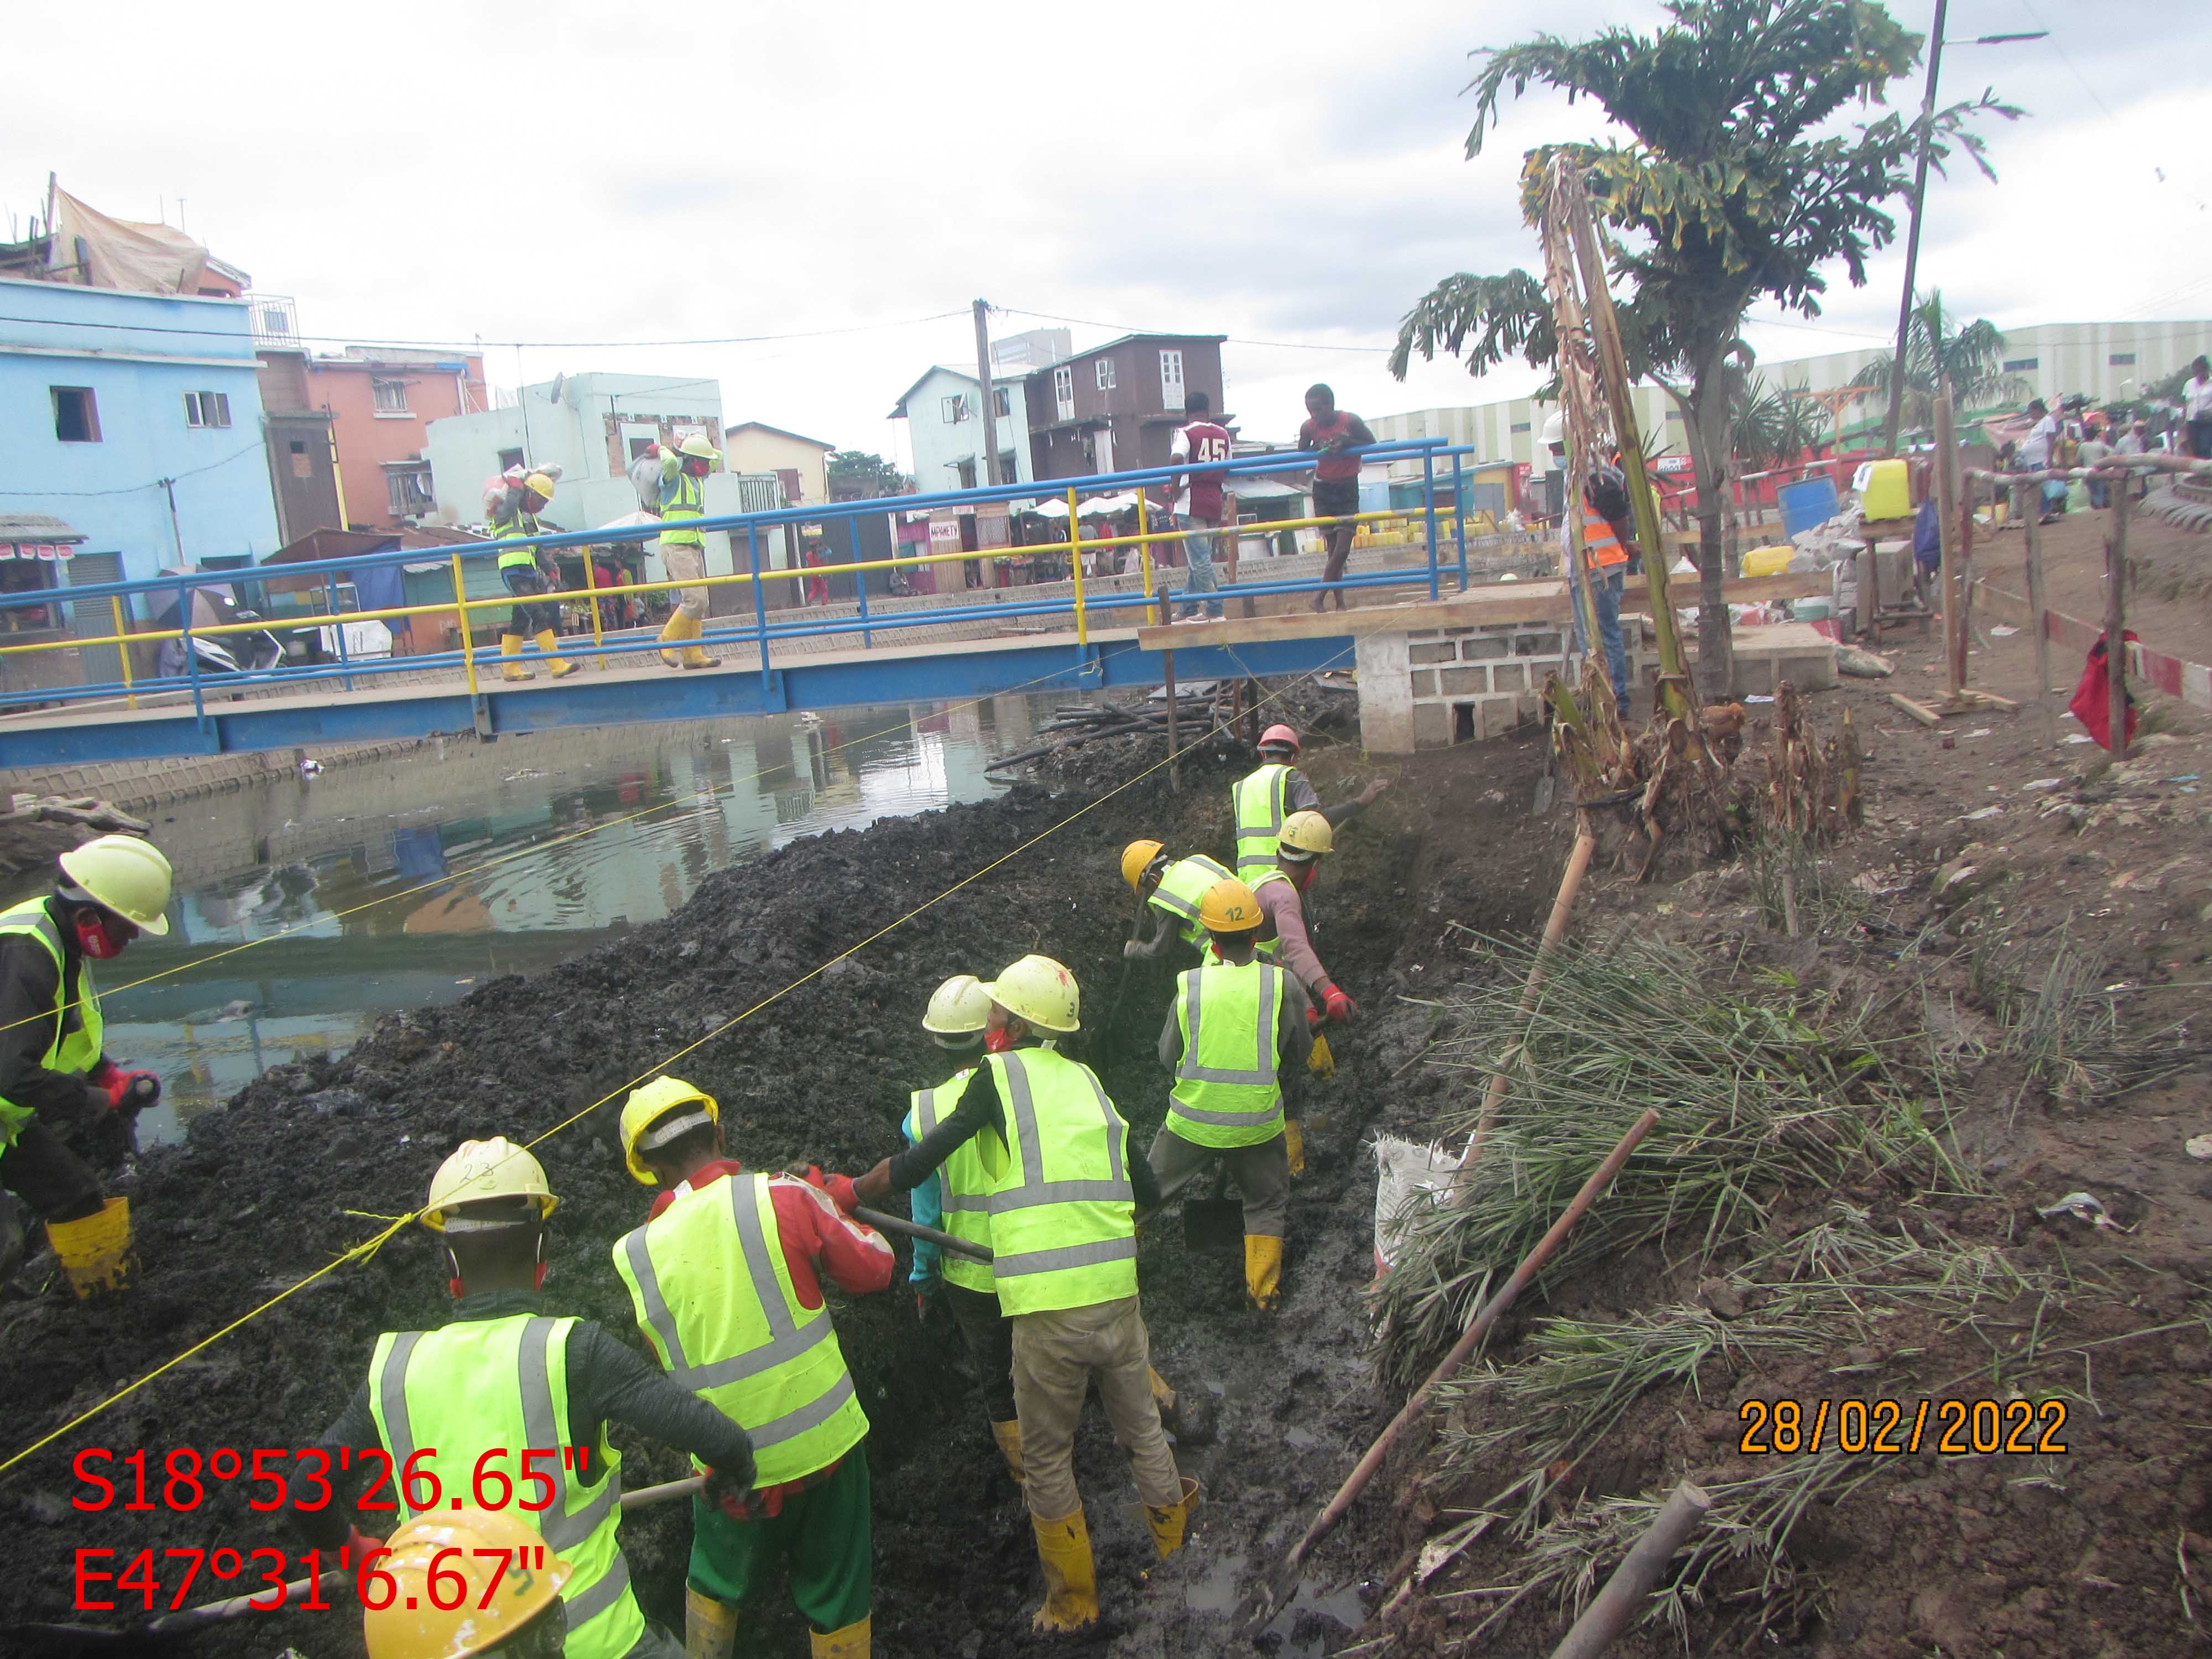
[1359,619,1666,753]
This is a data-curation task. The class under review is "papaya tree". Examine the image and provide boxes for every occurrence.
[1390,0,2018,692]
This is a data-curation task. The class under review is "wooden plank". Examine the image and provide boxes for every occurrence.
[1888,692,1944,728]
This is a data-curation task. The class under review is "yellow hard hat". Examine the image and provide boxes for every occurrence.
[618,1076,719,1186]
[1279,810,1334,859]
[1120,839,1166,892]
[422,1138,559,1232]
[57,834,173,935]
[675,434,722,462]
[983,954,1081,1035]
[1198,877,1261,932]
[923,974,993,1039]
[522,471,557,501]
[364,1507,572,1659]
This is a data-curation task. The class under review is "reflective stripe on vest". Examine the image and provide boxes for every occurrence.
[611,1173,867,1486]
[494,512,544,570]
[904,1068,999,1295]
[660,471,705,546]
[1582,507,1626,568]
[0,899,101,1146]
[983,1050,1138,1316]
[1247,869,1295,963]
[368,1315,640,1659]
[1168,957,1286,1147]
[1232,764,1291,875]
[1147,854,1233,945]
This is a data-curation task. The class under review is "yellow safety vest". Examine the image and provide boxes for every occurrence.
[0,898,102,1147]
[982,1050,1137,1316]
[494,510,545,571]
[612,1173,868,1488]
[903,1069,1003,1296]
[1147,853,1233,947]
[367,1314,640,1659]
[1246,868,1295,965]
[1232,764,1293,875]
[659,469,705,547]
[1166,957,1287,1148]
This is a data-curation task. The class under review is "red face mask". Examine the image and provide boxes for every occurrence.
[984,1026,1017,1053]
[74,911,134,959]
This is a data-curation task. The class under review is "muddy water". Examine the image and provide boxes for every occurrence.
[67,696,1052,1144]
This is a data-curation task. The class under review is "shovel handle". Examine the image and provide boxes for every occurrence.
[148,1568,353,1634]
[852,1205,993,1262]
[622,1474,707,1510]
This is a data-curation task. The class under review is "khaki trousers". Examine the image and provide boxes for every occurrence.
[662,540,707,620]
[1011,1295,1182,1521]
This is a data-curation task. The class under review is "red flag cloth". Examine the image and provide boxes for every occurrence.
[2067,629,2138,751]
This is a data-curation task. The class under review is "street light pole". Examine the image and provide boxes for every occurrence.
[1881,0,1947,459]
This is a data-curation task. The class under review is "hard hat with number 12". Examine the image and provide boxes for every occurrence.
[1198,877,1261,932]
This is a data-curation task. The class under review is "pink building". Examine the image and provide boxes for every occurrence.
[260,345,487,530]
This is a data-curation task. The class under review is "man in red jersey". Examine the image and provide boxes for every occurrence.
[1298,384,1374,612]
[1159,390,1236,622]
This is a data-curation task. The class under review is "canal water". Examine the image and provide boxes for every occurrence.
[55,695,1054,1145]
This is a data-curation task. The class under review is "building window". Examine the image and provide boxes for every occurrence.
[372,377,411,414]
[1508,420,1531,434]
[1053,365,1074,422]
[1159,349,1185,412]
[1665,409,1684,421]
[2002,357,2039,373]
[184,390,232,429]
[999,450,1018,482]
[387,466,434,518]
[955,459,977,489]
[942,393,969,424]
[629,436,655,461]
[2109,352,2136,367]
[289,439,312,479]
[497,447,525,473]
[51,387,100,443]
[994,386,1011,418]
[0,555,60,627]
[1095,358,1116,392]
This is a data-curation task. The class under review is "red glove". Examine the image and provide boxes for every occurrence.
[93,1064,159,1111]
[822,1175,860,1216]
[1306,1005,1323,1029]
[1321,985,1357,1024]
[343,1528,385,1568]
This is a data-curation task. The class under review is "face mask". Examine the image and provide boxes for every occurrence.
[74,912,132,959]
[984,1026,1016,1053]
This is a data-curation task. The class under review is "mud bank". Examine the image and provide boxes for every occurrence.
[0,698,1562,1657]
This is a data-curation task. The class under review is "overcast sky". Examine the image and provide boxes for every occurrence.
[11,1,2210,472]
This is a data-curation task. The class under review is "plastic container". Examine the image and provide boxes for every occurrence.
[1858,458,1910,521]
[1743,544,1797,578]
[49,1196,132,1297]
[1791,596,1834,621]
[1777,476,1841,539]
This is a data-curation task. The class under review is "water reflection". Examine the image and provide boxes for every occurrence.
[19,696,1050,1142]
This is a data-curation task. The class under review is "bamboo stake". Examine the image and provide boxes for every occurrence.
[1546,1480,1712,1659]
[2107,484,2130,762]
[1932,383,1963,699]
[1237,1108,1661,1638]
[1955,469,1976,685]
[1164,649,1181,793]
[2022,505,2056,744]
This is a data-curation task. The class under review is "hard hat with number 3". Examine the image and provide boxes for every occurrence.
[618,1076,720,1186]
[982,954,1082,1034]
[422,1138,560,1232]
[1278,810,1335,859]
[364,1507,572,1659]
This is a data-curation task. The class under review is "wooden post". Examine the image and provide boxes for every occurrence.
[2107,483,2130,761]
[1954,468,1976,689]
[2022,505,2055,744]
[1932,384,1963,701]
[1547,1481,1713,1659]
[1164,649,1181,793]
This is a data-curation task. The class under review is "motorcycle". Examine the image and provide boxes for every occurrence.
[155,591,286,681]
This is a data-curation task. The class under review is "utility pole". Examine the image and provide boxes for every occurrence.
[1881,0,1946,458]
[972,298,999,487]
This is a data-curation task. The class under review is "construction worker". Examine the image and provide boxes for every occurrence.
[613,1077,893,1659]
[1543,413,1637,711]
[304,1137,757,1659]
[1231,724,1386,876]
[0,834,171,1295]
[653,435,722,671]
[847,955,1199,1634]
[1154,879,1312,1311]
[1119,839,1235,959]
[899,974,1024,1484]
[364,1508,573,1659]
[492,471,579,682]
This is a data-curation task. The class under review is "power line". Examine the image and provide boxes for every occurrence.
[0,437,264,497]
[997,305,1394,356]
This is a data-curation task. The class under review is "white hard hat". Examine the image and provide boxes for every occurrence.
[1541,412,1564,449]
[923,974,993,1039]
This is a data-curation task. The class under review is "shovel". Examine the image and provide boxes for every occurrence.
[1182,1163,1245,1255]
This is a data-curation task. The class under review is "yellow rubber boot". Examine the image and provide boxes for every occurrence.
[48,1197,132,1297]
[1245,1234,1282,1312]
[499,635,534,681]
[810,1615,870,1658]
[534,629,578,677]
[990,1418,1025,1486]
[1030,1507,1099,1632]
[1284,1118,1306,1178]
[684,1585,738,1659]
[656,611,690,669]
[1145,1475,1202,1560]
[679,615,718,671]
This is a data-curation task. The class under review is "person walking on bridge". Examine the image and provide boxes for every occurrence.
[1230,724,1385,876]
[304,1138,757,1659]
[0,834,171,1295]
[1298,384,1374,612]
[652,435,722,671]
[612,1077,893,1659]
[1152,879,1311,1311]
[1160,390,1235,623]
[847,956,1198,1634]
[492,471,579,682]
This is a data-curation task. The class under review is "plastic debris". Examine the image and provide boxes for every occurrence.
[1961,806,2005,821]
[2036,1191,2128,1231]
[1990,624,2020,637]
[2186,1135,2212,1161]
[2022,778,2066,791]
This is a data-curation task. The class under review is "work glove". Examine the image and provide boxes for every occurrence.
[795,1165,862,1216]
[90,1063,159,1113]
[342,1528,385,1569]
[1306,1005,1323,1030]
[912,1273,938,1318]
[1321,985,1357,1024]
[701,1448,757,1511]
[1122,938,1146,959]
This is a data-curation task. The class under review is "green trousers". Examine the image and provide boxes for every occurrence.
[688,1450,872,1634]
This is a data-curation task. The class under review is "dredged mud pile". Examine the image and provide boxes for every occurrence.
[0,712,1563,1657]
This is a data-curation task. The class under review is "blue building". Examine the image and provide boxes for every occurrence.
[0,276,283,603]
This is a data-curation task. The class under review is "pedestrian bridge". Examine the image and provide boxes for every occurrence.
[0,442,1488,768]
